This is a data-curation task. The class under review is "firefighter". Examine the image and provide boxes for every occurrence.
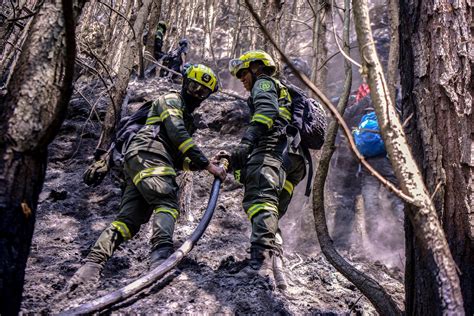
[153,20,167,60]
[160,38,189,81]
[227,50,306,288]
[69,64,226,287]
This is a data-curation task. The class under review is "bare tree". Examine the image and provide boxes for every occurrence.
[308,0,329,93]
[0,0,84,313]
[399,0,473,312]
[96,0,154,152]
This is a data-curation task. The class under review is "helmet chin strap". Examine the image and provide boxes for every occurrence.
[249,63,264,89]
[181,83,203,112]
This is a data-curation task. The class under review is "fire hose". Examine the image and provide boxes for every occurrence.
[60,160,228,315]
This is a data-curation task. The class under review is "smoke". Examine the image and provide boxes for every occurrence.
[280,178,320,255]
[280,156,405,271]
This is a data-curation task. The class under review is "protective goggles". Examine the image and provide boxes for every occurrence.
[229,59,246,78]
[186,80,212,99]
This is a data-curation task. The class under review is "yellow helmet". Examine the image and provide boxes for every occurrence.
[184,64,219,92]
[229,50,276,78]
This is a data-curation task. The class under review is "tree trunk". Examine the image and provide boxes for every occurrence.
[310,0,329,93]
[352,0,466,313]
[144,0,163,70]
[0,0,82,313]
[399,0,473,313]
[97,0,153,151]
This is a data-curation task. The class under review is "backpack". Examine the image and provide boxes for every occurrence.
[111,100,154,166]
[277,80,327,150]
[276,79,328,196]
[353,111,386,158]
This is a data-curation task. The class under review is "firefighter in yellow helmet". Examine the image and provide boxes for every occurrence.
[227,50,304,289]
[69,64,226,287]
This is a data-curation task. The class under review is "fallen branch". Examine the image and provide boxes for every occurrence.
[144,52,246,101]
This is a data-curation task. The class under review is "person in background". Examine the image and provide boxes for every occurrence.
[153,21,167,61]
[160,38,189,82]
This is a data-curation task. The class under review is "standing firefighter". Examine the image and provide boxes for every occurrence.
[160,38,189,80]
[69,64,226,286]
[227,50,307,288]
[153,20,167,60]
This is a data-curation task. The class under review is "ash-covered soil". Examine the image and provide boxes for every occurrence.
[21,77,404,314]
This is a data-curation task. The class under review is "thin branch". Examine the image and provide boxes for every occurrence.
[85,43,115,83]
[6,1,43,23]
[330,0,362,68]
[143,51,183,76]
[97,0,136,40]
[318,44,358,70]
[282,18,313,30]
[143,52,246,101]
[5,40,23,52]
[306,0,318,16]
[68,88,105,162]
[243,0,415,204]
[75,57,117,112]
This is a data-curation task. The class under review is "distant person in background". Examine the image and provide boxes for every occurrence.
[331,85,403,259]
[160,38,189,81]
[153,21,167,60]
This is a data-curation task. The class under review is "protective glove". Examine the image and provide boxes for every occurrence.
[211,150,231,169]
[83,158,110,187]
[233,169,242,183]
[230,141,252,170]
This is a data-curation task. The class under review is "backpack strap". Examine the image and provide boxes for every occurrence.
[302,146,313,197]
[258,75,293,122]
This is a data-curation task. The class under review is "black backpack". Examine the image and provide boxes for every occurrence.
[111,100,154,166]
[274,79,327,196]
[284,81,327,150]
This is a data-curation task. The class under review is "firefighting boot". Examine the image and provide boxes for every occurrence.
[236,247,274,286]
[149,246,174,270]
[67,262,103,290]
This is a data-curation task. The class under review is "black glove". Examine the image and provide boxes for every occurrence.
[83,158,109,187]
[231,141,252,170]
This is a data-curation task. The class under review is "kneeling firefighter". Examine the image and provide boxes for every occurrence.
[70,64,226,286]
[227,50,307,288]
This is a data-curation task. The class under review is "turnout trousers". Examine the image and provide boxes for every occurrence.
[241,154,286,252]
[86,151,180,265]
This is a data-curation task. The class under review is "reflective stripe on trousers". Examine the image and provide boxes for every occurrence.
[245,202,278,220]
[133,166,176,185]
[154,207,179,220]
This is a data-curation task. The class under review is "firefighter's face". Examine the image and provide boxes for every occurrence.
[238,69,253,92]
